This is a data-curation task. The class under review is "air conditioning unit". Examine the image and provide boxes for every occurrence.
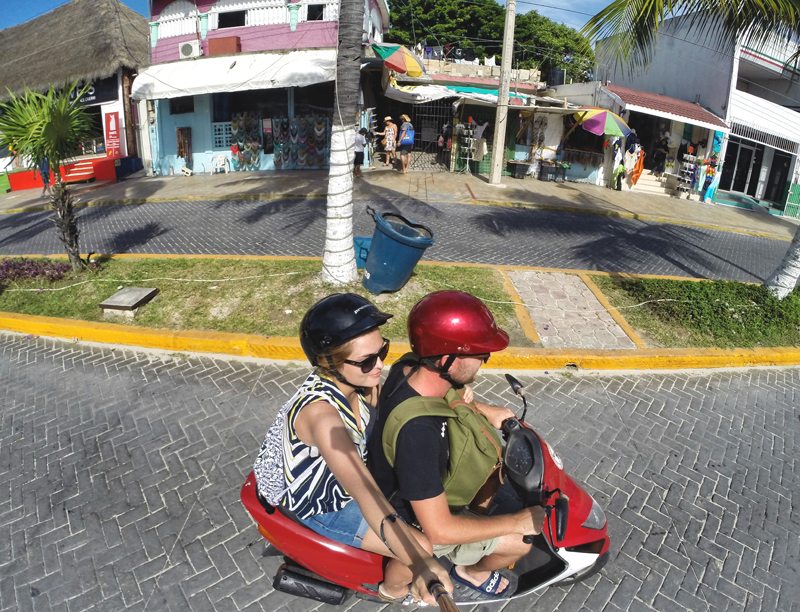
[178,40,203,59]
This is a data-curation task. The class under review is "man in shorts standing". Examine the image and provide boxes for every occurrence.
[369,291,545,601]
[353,128,367,178]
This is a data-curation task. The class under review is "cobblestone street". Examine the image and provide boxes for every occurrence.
[1,333,798,612]
[0,198,791,282]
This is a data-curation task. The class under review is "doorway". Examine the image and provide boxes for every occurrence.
[719,136,764,195]
[764,151,793,203]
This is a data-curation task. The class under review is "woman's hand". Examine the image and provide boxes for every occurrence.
[461,385,474,404]
[408,557,453,606]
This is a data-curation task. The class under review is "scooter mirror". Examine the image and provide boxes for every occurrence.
[505,374,525,396]
[555,495,569,543]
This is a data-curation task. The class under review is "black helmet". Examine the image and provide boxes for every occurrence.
[300,293,392,366]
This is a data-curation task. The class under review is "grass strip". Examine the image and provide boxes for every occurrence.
[0,256,533,346]
[591,274,800,349]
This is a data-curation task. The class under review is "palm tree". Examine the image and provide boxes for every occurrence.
[320,0,364,285]
[583,1,800,299]
[0,83,95,272]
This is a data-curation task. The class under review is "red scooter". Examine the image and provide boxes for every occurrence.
[241,374,610,605]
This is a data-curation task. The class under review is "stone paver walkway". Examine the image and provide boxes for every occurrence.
[509,271,637,349]
[2,333,799,612]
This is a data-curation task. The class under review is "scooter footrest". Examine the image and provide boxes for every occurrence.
[273,564,348,605]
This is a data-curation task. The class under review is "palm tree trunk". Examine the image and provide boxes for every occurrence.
[50,172,83,272]
[320,0,363,285]
[765,224,800,299]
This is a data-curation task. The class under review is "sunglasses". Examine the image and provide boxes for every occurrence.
[461,354,491,364]
[344,339,390,373]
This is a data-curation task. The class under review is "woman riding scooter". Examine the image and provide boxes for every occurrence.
[253,293,452,605]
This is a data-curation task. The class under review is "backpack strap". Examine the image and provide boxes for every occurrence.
[445,388,503,483]
[382,395,455,467]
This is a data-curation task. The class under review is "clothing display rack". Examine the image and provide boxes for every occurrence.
[677,153,697,195]
[458,122,476,174]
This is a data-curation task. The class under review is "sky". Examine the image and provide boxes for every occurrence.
[0,0,608,31]
[0,0,150,30]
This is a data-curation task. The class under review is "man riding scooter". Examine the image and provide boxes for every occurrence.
[368,291,546,601]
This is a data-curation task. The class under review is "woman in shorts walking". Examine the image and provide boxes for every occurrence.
[375,117,397,168]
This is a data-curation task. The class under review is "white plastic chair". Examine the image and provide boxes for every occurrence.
[211,155,229,174]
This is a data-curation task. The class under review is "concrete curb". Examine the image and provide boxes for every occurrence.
[3,310,800,371]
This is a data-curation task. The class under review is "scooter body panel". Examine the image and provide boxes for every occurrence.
[241,473,384,595]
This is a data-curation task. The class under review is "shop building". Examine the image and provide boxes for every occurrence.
[597,16,800,215]
[374,59,548,175]
[132,0,389,175]
[0,0,149,187]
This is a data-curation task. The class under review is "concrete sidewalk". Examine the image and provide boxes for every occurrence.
[2,166,798,241]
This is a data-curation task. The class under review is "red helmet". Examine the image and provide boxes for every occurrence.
[408,290,509,357]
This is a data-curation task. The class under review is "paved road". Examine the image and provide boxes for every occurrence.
[1,333,798,612]
[0,198,791,282]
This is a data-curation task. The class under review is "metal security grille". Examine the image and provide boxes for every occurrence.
[410,99,454,172]
[730,121,799,154]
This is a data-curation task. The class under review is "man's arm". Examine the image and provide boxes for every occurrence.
[460,386,515,429]
[411,493,544,546]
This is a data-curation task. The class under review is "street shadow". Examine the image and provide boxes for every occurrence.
[238,198,326,234]
[470,206,768,281]
[0,213,55,250]
[105,222,169,254]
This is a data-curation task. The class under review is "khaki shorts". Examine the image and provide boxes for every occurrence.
[431,509,501,566]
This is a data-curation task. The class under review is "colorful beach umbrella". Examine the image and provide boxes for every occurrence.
[371,43,426,77]
[573,107,631,137]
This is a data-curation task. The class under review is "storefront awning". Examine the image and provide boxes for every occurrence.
[728,89,800,153]
[131,50,337,100]
[603,84,729,134]
[384,76,531,105]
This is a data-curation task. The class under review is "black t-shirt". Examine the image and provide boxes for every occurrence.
[368,362,450,524]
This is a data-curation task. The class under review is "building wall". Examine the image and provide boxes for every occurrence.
[150,0,384,64]
[151,23,338,63]
[598,18,735,119]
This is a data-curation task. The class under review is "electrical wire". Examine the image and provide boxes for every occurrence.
[4,271,301,292]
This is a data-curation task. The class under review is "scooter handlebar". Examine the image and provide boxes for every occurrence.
[429,582,461,612]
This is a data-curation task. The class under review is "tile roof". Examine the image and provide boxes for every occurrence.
[605,85,728,129]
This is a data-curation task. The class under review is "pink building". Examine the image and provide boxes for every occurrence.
[132,0,389,174]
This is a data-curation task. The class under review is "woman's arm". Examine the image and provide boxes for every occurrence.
[295,402,451,603]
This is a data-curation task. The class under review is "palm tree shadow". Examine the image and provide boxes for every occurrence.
[238,198,326,235]
[104,222,169,254]
[470,208,767,281]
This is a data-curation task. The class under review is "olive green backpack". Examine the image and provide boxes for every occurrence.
[382,376,503,509]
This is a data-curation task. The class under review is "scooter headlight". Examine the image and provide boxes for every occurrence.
[581,496,607,530]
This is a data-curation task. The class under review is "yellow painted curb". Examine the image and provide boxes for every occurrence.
[3,311,800,370]
[579,273,647,349]
[497,267,540,343]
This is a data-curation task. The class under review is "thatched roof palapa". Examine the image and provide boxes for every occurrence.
[0,0,150,100]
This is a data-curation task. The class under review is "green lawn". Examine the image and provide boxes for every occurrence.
[591,274,800,349]
[0,257,533,346]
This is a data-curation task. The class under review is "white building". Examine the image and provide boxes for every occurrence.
[595,16,800,213]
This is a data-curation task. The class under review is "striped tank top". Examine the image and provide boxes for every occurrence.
[280,373,371,519]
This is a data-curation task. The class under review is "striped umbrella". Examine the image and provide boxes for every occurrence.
[573,107,631,137]
[371,43,426,77]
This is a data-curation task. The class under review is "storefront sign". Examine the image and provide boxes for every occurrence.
[105,112,121,158]
[70,75,119,106]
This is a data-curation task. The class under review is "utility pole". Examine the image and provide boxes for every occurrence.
[488,0,516,185]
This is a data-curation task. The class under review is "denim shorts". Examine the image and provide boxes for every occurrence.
[298,500,370,548]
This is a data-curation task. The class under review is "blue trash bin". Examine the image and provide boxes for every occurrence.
[353,237,372,268]
[362,207,434,294]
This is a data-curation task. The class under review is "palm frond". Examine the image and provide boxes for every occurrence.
[583,0,800,74]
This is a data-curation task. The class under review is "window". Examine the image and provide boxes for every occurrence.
[218,10,246,28]
[170,96,194,115]
[306,4,325,20]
